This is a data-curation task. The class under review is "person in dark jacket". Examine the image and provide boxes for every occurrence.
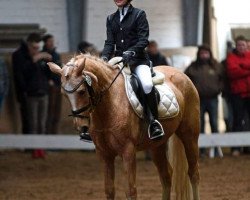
[42,34,62,135]
[185,44,224,157]
[226,35,250,156]
[97,0,164,143]
[77,41,99,55]
[0,57,9,112]
[12,33,52,158]
[147,40,168,67]
[221,41,234,133]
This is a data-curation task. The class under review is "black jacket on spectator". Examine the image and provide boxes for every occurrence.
[221,59,231,98]
[42,47,61,87]
[12,42,50,101]
[148,53,168,67]
[102,5,149,67]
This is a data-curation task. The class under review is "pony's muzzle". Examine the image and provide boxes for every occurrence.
[74,117,90,132]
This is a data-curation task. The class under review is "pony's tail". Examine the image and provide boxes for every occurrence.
[168,134,193,200]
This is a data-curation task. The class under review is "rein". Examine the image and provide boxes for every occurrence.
[64,59,125,119]
[103,59,126,92]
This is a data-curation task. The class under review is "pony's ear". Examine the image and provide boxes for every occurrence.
[47,62,62,76]
[84,71,98,84]
[76,58,86,75]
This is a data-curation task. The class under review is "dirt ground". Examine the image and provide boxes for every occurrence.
[0,151,250,200]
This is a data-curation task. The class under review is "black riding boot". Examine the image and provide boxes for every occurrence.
[144,87,165,140]
[80,133,92,142]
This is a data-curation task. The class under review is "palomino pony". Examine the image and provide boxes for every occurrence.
[48,54,200,200]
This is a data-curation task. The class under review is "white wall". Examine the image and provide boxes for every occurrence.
[86,0,183,50]
[213,0,250,60]
[0,0,69,52]
[0,0,184,52]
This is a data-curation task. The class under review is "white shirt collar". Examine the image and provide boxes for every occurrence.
[118,5,129,22]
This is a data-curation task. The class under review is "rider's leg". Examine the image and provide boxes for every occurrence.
[134,64,154,121]
[134,65,153,94]
[134,65,164,140]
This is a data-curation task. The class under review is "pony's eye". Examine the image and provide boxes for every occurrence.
[78,90,86,95]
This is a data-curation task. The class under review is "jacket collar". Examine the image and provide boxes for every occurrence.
[114,4,134,24]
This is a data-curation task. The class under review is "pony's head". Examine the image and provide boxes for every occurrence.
[47,55,99,134]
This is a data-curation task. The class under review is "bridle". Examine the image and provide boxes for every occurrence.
[62,72,100,120]
[63,58,125,119]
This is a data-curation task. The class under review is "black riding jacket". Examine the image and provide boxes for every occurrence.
[102,5,149,67]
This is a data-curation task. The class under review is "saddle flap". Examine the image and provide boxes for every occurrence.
[126,73,179,120]
[109,57,179,119]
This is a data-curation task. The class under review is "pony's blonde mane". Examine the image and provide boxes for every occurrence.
[62,53,118,91]
[61,53,117,79]
[76,53,115,70]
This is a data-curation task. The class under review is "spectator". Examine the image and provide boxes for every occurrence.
[12,33,52,158]
[147,40,168,67]
[185,44,224,157]
[42,34,62,135]
[0,57,9,112]
[77,41,99,55]
[243,38,250,154]
[247,39,250,51]
[226,35,250,156]
[221,41,234,132]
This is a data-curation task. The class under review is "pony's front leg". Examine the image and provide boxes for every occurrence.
[99,153,116,200]
[122,143,137,200]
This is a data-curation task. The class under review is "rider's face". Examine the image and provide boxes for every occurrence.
[114,0,128,7]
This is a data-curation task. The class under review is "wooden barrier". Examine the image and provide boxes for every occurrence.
[0,133,250,150]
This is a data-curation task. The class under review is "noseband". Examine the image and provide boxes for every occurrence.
[62,73,100,119]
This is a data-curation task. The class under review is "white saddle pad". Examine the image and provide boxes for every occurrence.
[109,57,179,119]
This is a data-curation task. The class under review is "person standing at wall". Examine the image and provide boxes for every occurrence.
[42,34,62,135]
[77,41,99,55]
[146,40,168,67]
[247,39,250,51]
[221,41,234,133]
[185,44,224,158]
[0,57,9,112]
[227,36,250,156]
[12,33,52,158]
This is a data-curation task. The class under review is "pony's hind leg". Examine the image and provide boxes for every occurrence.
[176,125,200,200]
[182,138,200,200]
[151,143,172,200]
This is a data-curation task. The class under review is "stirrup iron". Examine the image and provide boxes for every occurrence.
[148,120,165,140]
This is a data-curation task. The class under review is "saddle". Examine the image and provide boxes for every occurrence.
[109,57,179,119]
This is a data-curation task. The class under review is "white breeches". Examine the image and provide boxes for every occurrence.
[134,65,153,94]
